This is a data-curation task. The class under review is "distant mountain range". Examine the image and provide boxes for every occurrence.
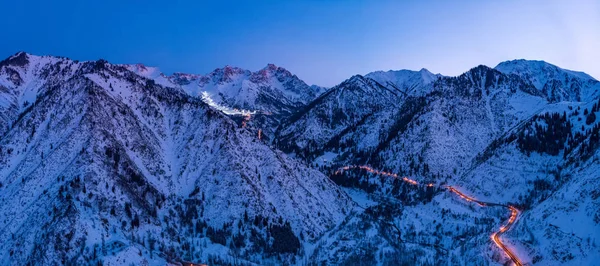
[0,52,598,265]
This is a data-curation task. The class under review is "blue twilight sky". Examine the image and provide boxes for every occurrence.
[1,0,599,86]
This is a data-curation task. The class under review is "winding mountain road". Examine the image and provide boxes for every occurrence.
[447,186,523,266]
[336,165,524,266]
[491,206,522,266]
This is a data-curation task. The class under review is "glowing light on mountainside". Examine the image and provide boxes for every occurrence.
[201,91,257,116]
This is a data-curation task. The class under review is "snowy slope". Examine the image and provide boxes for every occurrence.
[276,74,406,160]
[0,53,352,265]
[0,52,82,136]
[510,160,600,266]
[454,97,600,265]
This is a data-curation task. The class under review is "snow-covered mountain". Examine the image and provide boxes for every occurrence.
[1,52,599,265]
[495,59,600,103]
[277,65,547,174]
[0,52,350,265]
[125,63,325,142]
[126,63,325,115]
[276,61,600,265]
[276,74,405,159]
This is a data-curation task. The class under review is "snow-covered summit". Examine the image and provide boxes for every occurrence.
[496,59,596,81]
[495,59,600,102]
[201,65,249,84]
[193,63,324,112]
[366,68,438,86]
[365,68,441,96]
[123,62,326,117]
[0,52,85,134]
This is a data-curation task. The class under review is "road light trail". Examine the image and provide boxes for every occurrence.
[445,186,486,207]
[335,165,524,266]
[490,206,522,266]
[335,165,418,185]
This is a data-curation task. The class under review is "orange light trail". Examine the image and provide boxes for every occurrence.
[490,206,522,266]
[335,165,418,185]
[445,186,486,207]
[336,165,524,266]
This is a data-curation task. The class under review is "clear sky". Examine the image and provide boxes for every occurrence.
[1,0,599,86]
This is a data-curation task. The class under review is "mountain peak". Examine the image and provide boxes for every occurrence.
[495,59,596,81]
[0,51,31,67]
[364,68,439,96]
[256,63,293,79]
[345,74,368,83]
[11,51,29,58]
[211,65,247,75]
[251,64,294,82]
[471,64,494,71]
[264,63,280,71]
[132,63,149,71]
[495,59,556,76]
[496,58,549,68]
[495,59,599,102]
[204,65,248,84]
[459,65,500,80]
[419,67,431,73]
